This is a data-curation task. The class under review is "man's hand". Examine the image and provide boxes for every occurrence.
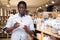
[13,22,20,29]
[23,25,28,30]
[23,25,33,37]
[6,22,20,33]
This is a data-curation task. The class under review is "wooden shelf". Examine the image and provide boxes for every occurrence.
[37,27,60,39]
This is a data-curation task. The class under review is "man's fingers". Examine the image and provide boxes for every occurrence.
[14,22,20,28]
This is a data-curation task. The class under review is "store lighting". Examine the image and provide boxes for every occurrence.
[39,7,42,9]
[45,4,48,7]
[51,1,55,4]
[37,7,42,11]
[37,8,39,11]
[7,4,10,7]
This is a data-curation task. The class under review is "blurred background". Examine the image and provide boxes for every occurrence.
[0,0,60,40]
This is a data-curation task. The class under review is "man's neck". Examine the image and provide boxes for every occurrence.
[19,13,25,17]
[21,14,25,17]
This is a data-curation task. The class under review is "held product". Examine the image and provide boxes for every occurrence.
[44,18,49,21]
[58,31,60,35]
[14,19,25,28]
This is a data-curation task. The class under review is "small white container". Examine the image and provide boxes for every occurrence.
[14,19,25,28]
[58,31,60,35]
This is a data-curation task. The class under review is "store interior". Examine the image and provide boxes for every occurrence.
[0,0,60,40]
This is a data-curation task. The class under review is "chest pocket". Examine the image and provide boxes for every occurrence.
[22,19,30,27]
[12,17,22,25]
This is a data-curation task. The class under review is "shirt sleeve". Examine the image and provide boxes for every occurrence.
[29,17,34,30]
[5,16,13,28]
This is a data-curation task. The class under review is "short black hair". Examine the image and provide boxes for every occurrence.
[17,1,27,9]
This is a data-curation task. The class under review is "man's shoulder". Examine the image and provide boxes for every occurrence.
[26,15,31,18]
[9,13,19,19]
[25,15,32,20]
[13,13,19,17]
[14,13,19,16]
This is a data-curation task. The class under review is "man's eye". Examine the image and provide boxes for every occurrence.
[19,7,25,9]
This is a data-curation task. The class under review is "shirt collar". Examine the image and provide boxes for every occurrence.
[18,12,27,17]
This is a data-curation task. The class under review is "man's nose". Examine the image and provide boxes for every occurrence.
[20,8,24,11]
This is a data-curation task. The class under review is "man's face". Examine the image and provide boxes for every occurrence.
[18,4,26,15]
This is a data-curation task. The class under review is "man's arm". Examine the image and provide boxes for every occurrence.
[23,25,33,37]
[23,17,34,37]
[4,22,20,33]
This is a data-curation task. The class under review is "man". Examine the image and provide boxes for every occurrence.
[4,1,34,40]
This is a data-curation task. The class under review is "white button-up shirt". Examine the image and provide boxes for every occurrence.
[5,13,34,40]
